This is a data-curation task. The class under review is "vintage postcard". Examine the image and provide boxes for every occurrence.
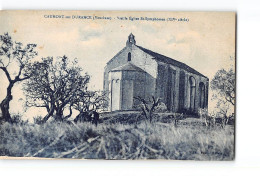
[0,11,235,160]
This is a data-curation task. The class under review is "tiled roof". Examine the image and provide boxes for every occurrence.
[136,45,208,78]
[111,62,145,72]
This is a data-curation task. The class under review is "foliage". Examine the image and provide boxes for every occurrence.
[73,90,108,122]
[211,68,235,106]
[33,116,44,125]
[211,66,235,121]
[23,56,90,123]
[0,33,38,122]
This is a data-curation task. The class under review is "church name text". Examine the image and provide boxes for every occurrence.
[43,14,189,22]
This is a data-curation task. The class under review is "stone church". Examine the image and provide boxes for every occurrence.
[103,33,209,114]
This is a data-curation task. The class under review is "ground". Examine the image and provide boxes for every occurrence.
[0,113,234,160]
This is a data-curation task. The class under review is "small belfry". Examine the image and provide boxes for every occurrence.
[126,33,136,46]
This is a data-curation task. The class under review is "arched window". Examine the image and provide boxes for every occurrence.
[128,52,131,61]
[189,76,196,111]
[199,82,205,109]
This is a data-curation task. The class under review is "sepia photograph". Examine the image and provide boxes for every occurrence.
[0,11,235,160]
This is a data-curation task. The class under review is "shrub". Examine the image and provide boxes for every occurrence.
[11,113,28,125]
[154,102,167,113]
[33,116,43,124]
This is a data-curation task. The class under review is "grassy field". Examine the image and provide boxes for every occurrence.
[0,114,234,160]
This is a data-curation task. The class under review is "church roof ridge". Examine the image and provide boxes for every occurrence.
[106,47,127,65]
[136,45,208,79]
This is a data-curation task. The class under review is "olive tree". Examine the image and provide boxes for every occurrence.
[23,56,90,123]
[211,68,235,106]
[211,67,235,122]
[0,33,37,122]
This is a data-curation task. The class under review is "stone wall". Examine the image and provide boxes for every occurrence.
[156,61,208,114]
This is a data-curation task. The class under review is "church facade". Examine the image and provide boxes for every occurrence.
[103,34,209,114]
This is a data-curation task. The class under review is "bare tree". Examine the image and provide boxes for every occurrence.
[134,96,160,123]
[0,33,37,122]
[23,56,89,123]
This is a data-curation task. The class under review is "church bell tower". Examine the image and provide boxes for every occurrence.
[126,33,136,47]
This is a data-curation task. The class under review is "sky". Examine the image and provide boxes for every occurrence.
[0,11,235,120]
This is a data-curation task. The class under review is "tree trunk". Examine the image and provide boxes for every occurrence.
[55,108,64,121]
[0,82,14,123]
[149,112,153,123]
[41,105,54,123]
[64,105,73,120]
[0,99,12,122]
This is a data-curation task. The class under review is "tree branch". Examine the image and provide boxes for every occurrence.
[16,76,30,82]
[0,66,12,82]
